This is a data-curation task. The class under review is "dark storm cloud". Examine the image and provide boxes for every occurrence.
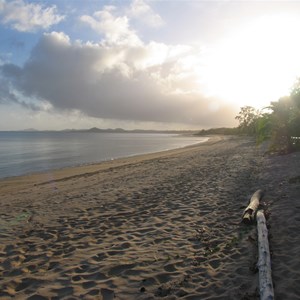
[0,75,40,110]
[0,31,236,127]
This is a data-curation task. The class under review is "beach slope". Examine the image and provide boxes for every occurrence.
[0,136,299,299]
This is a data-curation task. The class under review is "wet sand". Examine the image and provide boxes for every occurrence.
[0,136,299,299]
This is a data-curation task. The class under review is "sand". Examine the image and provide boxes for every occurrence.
[0,136,299,299]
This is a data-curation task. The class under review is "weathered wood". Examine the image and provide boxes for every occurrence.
[257,210,274,300]
[242,189,264,224]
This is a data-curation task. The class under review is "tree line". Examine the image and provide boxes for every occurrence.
[235,78,300,153]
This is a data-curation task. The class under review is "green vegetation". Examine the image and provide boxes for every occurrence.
[195,127,238,136]
[235,78,300,153]
[198,78,300,154]
[235,106,260,135]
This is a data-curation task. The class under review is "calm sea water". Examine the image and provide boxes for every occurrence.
[0,131,207,179]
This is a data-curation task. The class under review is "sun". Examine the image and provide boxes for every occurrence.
[200,14,300,109]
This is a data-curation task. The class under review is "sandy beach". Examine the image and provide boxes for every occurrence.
[0,136,299,299]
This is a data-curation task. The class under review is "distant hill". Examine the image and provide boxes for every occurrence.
[86,127,126,133]
[195,127,238,136]
[14,127,236,135]
[63,127,198,134]
[23,128,39,132]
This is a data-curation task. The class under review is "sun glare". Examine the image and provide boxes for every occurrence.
[201,15,300,109]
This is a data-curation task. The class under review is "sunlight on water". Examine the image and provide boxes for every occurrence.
[0,132,207,178]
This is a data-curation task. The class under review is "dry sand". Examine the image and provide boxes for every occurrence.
[0,136,299,299]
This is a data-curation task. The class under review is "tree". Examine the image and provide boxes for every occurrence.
[255,112,272,144]
[235,106,260,135]
[290,77,300,108]
[289,78,300,138]
[265,78,300,152]
[235,78,300,153]
[268,97,294,152]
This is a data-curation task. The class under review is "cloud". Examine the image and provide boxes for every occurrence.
[0,1,237,128]
[80,5,142,46]
[128,0,164,28]
[0,76,18,104]
[0,0,64,32]
[0,30,236,128]
[0,76,42,110]
[80,1,164,46]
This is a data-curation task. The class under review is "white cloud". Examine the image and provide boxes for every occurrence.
[129,0,164,28]
[0,1,237,129]
[80,6,142,46]
[0,30,236,127]
[0,0,64,32]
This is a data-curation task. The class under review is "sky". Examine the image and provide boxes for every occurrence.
[1,0,300,131]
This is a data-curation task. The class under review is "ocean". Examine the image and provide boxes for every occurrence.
[0,131,207,179]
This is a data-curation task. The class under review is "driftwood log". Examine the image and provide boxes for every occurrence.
[257,210,274,300]
[242,189,264,224]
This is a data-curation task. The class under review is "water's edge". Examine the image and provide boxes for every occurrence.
[0,132,207,179]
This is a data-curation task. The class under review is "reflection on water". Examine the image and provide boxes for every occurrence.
[0,132,207,178]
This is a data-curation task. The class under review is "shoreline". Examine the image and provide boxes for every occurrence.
[0,135,214,195]
[0,135,299,299]
[0,134,208,182]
